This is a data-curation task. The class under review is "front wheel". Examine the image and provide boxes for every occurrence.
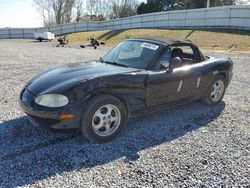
[81,95,127,143]
[202,76,226,105]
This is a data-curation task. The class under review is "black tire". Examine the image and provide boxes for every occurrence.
[202,75,226,106]
[81,95,127,143]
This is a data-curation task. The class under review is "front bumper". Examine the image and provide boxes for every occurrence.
[19,88,81,131]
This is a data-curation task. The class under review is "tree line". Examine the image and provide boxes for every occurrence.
[33,0,249,26]
[137,0,248,14]
[33,0,138,26]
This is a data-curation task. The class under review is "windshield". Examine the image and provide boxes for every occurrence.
[102,40,160,69]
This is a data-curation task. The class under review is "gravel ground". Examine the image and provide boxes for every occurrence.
[0,40,249,188]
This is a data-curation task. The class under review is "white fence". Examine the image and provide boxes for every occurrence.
[1,5,250,39]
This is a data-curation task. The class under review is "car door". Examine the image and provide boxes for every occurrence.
[146,69,200,107]
[146,46,201,107]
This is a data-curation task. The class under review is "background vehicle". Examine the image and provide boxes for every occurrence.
[34,32,55,42]
[20,37,233,143]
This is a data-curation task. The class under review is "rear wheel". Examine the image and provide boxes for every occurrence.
[81,95,126,143]
[202,75,226,105]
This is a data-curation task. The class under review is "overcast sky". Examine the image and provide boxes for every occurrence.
[0,0,249,28]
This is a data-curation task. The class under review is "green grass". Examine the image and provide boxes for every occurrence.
[61,29,250,51]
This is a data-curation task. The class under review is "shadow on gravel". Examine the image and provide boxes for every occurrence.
[0,101,225,187]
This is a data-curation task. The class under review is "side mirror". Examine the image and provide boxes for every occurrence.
[166,57,182,73]
[171,57,182,69]
[160,60,170,69]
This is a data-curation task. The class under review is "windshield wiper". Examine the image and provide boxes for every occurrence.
[104,61,129,68]
[99,57,128,67]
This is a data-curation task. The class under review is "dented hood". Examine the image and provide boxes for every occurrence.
[27,61,138,95]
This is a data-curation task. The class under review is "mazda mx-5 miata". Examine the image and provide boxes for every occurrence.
[20,37,233,142]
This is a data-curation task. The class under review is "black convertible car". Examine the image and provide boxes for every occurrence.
[20,37,233,142]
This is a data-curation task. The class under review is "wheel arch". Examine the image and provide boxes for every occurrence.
[202,71,227,97]
[80,91,128,142]
[214,71,229,86]
[89,90,130,118]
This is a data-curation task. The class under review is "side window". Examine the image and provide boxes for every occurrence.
[171,45,196,65]
[180,46,194,55]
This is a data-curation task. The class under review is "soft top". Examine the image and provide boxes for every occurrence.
[128,37,193,46]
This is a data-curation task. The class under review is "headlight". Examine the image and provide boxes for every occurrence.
[35,94,69,107]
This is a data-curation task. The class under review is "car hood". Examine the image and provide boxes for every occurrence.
[27,61,138,95]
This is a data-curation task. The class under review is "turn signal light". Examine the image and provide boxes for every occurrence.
[58,114,75,120]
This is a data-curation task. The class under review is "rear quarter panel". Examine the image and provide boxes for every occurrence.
[199,56,233,96]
